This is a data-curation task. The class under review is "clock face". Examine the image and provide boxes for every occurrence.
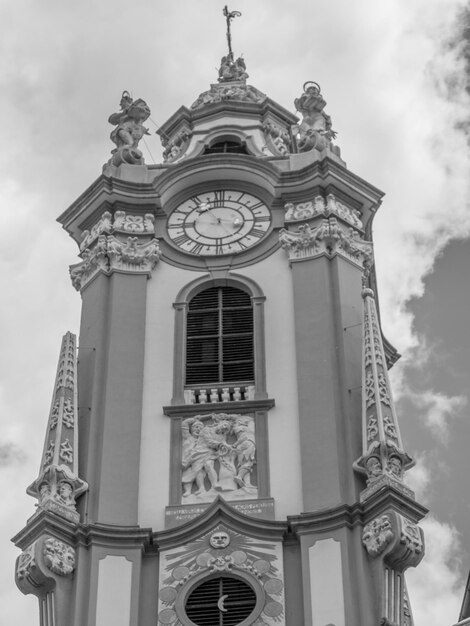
[167,190,271,255]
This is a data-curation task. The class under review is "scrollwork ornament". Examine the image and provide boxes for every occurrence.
[43,538,76,577]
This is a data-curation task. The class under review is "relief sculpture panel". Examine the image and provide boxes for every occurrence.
[181,413,257,504]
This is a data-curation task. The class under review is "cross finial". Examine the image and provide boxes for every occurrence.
[223,5,241,62]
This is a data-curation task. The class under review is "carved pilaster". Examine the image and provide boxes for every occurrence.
[263,120,292,156]
[27,333,87,523]
[162,126,192,162]
[70,209,160,291]
[354,290,414,500]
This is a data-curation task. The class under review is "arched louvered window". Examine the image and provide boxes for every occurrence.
[185,576,257,626]
[203,140,248,155]
[186,286,254,386]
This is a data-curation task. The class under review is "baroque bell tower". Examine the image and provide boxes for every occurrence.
[13,8,427,626]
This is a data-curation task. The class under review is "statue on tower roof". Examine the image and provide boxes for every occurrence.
[217,5,248,83]
[294,81,337,153]
[108,90,151,167]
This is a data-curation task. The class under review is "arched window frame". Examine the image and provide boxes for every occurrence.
[171,274,267,406]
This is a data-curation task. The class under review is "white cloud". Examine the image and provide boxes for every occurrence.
[408,516,465,626]
[406,389,467,441]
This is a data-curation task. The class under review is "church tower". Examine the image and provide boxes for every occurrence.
[13,9,427,626]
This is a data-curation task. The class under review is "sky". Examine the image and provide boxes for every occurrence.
[0,0,469,624]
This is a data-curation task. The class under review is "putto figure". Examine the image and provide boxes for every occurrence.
[108,91,151,166]
[294,81,337,152]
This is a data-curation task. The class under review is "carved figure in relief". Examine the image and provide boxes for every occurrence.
[209,531,231,549]
[108,91,151,167]
[180,413,257,502]
[57,481,75,507]
[366,456,383,481]
[362,514,394,557]
[232,418,256,487]
[294,81,337,153]
[43,538,76,576]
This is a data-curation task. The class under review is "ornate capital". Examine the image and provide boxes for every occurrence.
[70,211,161,291]
[280,216,372,267]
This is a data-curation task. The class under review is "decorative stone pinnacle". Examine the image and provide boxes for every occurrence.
[354,291,414,501]
[27,332,88,523]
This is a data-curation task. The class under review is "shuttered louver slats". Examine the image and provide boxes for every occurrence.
[186,287,254,386]
[185,576,257,626]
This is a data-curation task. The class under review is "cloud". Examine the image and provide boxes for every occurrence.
[405,389,467,441]
[406,452,433,503]
[0,443,26,467]
[407,516,465,626]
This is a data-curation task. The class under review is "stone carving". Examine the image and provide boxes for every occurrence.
[113,211,155,234]
[400,519,424,558]
[362,515,394,557]
[191,83,265,110]
[158,526,285,626]
[294,81,337,152]
[263,121,292,155]
[43,538,76,576]
[162,128,192,162]
[80,211,113,251]
[16,545,36,581]
[218,55,248,82]
[280,216,372,266]
[403,585,414,626]
[108,91,151,166]
[279,219,330,258]
[107,236,160,271]
[71,234,160,290]
[27,333,88,523]
[181,413,257,503]
[209,531,231,549]
[59,439,73,464]
[284,194,363,229]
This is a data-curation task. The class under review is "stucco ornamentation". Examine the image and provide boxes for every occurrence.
[362,515,394,557]
[191,83,265,110]
[108,90,151,166]
[43,538,76,576]
[70,233,160,290]
[162,128,192,162]
[113,211,155,234]
[280,216,372,266]
[209,531,231,549]
[263,121,292,156]
[294,81,337,153]
[79,211,113,251]
[158,526,285,626]
[181,413,257,504]
[16,545,36,581]
[284,194,363,229]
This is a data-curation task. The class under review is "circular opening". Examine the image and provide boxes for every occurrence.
[185,575,257,626]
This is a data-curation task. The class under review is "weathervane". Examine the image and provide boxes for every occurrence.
[223,5,241,62]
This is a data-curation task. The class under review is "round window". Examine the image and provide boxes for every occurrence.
[185,575,257,626]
